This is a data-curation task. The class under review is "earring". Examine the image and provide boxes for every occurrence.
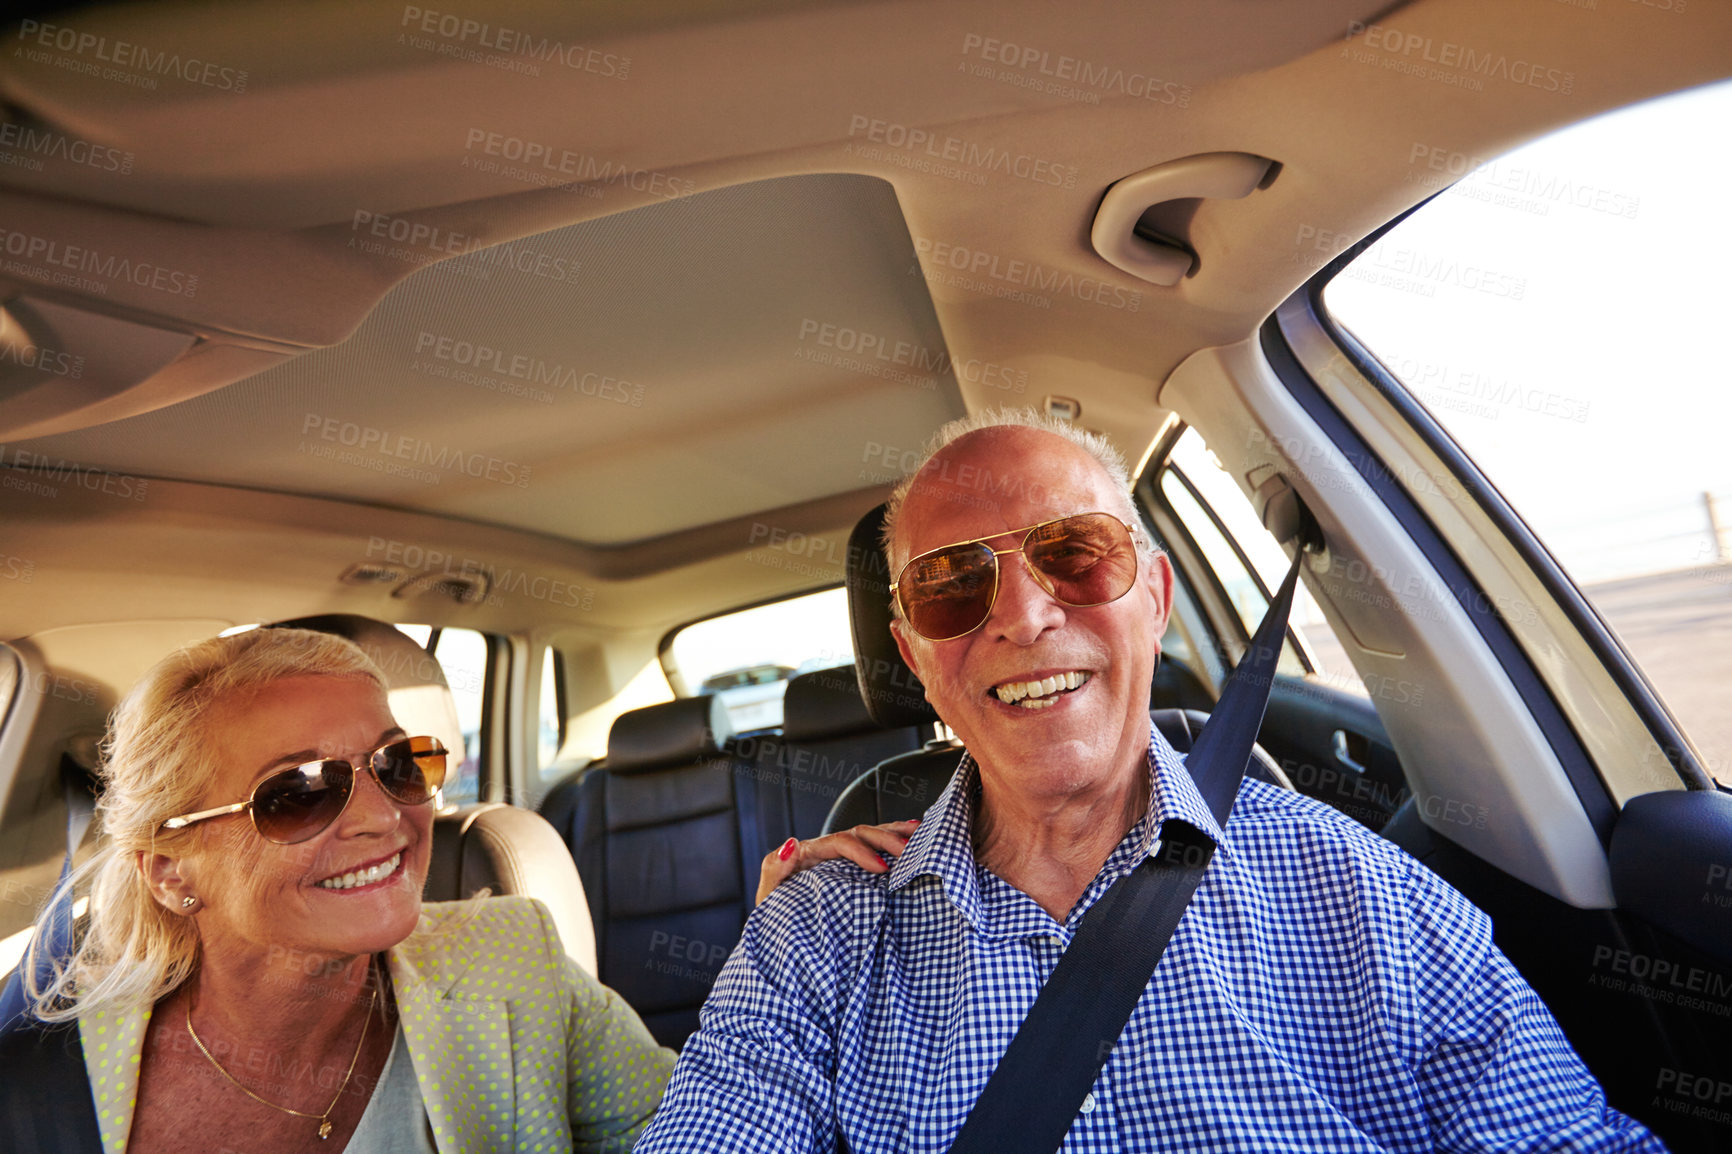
[180,895,198,910]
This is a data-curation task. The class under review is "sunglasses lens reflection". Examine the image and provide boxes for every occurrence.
[252,763,353,844]
[1026,515,1138,606]
[374,735,448,803]
[902,544,998,641]
[248,737,448,844]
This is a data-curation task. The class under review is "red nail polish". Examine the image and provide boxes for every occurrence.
[910,819,921,827]
[778,837,798,861]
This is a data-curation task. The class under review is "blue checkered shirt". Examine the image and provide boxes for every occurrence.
[636,729,1662,1152]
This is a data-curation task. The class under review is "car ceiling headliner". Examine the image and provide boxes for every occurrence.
[1,0,1729,632]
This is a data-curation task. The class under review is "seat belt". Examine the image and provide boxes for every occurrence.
[946,538,1307,1154]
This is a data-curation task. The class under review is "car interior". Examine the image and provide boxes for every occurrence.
[1,0,1729,1148]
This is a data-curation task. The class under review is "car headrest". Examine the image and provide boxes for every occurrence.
[271,614,468,785]
[606,695,734,773]
[782,665,877,742]
[427,802,598,975]
[846,505,938,729]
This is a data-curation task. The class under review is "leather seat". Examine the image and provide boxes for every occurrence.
[739,666,927,841]
[546,694,752,1048]
[424,802,598,975]
[279,615,598,972]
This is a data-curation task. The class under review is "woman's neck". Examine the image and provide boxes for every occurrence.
[185,947,382,1067]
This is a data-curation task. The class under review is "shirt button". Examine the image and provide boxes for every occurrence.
[1080,1092,1096,1114]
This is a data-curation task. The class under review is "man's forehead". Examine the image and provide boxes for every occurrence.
[899,428,1116,541]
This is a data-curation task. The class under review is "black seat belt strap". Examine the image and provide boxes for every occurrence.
[947,537,1307,1154]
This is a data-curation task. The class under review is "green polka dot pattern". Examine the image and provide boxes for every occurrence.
[79,897,675,1153]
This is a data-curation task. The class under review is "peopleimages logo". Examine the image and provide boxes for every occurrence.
[912,237,1140,312]
[400,6,631,79]
[0,229,198,298]
[15,19,249,92]
[412,332,645,405]
[301,413,532,488]
[1342,21,1574,95]
[0,123,133,174]
[845,116,1079,189]
[959,34,1191,106]
[462,129,694,200]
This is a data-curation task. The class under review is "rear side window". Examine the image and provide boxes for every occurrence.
[395,624,488,804]
[539,646,564,771]
[663,588,854,732]
[1321,79,1732,785]
[1156,428,1355,684]
[0,643,17,729]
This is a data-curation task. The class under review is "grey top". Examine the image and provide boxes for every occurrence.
[347,1024,438,1154]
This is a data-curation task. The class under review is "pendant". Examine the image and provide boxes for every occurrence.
[318,1118,333,1140]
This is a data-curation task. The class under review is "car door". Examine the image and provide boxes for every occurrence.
[1259,80,1732,1153]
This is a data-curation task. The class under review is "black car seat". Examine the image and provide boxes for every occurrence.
[549,694,755,1047]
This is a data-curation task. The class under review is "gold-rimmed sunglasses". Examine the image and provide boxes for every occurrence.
[891,512,1141,642]
[160,735,448,845]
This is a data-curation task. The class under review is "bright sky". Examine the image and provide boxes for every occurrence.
[1324,78,1732,584]
[669,587,855,687]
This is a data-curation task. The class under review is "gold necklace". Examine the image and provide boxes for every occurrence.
[184,962,380,1141]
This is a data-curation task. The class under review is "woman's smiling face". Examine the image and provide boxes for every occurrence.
[164,674,433,969]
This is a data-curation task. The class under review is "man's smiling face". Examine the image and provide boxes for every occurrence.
[889,427,1173,804]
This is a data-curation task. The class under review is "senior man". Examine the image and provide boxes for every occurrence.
[638,410,1660,1152]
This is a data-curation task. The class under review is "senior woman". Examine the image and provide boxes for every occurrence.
[12,627,912,1153]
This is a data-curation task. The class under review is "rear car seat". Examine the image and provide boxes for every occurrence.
[739,666,926,841]
[545,694,754,1048]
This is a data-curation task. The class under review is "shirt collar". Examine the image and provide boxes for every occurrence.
[886,724,1230,929]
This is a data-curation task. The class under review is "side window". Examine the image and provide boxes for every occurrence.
[663,588,854,733]
[1152,428,1353,686]
[395,624,487,806]
[1321,80,1732,786]
[0,642,16,728]
[539,646,564,771]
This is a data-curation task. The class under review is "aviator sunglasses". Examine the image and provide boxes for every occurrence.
[891,511,1142,642]
[160,735,448,845]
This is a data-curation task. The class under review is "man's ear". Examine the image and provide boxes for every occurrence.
[139,847,195,915]
[1144,551,1176,635]
[889,618,926,686]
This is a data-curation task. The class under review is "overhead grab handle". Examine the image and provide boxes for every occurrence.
[1090,152,1274,287]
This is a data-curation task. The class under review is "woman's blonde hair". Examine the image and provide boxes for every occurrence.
[23,627,386,1023]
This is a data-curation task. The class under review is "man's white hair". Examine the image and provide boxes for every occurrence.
[880,408,1144,571]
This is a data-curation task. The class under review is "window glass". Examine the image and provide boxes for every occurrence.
[1158,430,1348,683]
[396,625,487,805]
[539,647,563,770]
[0,643,17,726]
[665,588,854,732]
[1321,80,1732,784]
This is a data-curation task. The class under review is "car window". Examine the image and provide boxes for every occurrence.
[0,643,17,730]
[395,624,487,805]
[1154,428,1354,686]
[663,588,854,733]
[539,646,564,772]
[1321,79,1732,786]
